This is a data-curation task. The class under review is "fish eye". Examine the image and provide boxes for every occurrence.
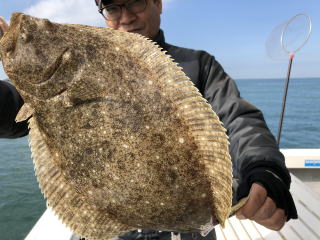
[20,33,27,41]
[19,32,32,43]
[42,19,57,32]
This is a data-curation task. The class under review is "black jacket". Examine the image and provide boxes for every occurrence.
[0,29,297,223]
[0,79,28,138]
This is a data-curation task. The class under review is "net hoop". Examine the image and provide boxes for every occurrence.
[280,13,312,55]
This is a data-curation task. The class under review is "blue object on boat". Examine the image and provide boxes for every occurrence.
[304,160,320,167]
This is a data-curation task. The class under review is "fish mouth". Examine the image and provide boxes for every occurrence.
[0,13,24,60]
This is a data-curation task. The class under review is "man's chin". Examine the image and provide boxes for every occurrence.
[120,28,152,38]
[128,29,145,36]
[129,29,142,33]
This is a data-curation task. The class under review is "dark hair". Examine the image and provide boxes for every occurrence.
[95,0,114,7]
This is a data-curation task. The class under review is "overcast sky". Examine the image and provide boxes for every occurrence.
[0,0,319,79]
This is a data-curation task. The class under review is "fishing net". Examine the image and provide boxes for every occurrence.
[266,13,312,145]
[266,14,312,60]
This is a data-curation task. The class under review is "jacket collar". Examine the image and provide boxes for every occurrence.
[152,29,166,49]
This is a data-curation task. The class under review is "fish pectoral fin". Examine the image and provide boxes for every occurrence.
[16,103,34,122]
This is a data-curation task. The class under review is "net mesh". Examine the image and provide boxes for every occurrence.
[266,14,311,60]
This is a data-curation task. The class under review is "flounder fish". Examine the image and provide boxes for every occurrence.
[0,13,242,240]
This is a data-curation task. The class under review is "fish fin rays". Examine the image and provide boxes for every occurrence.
[16,103,34,122]
[133,37,233,226]
[132,36,233,227]
[28,118,134,239]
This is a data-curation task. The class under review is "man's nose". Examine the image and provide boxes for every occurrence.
[119,8,136,25]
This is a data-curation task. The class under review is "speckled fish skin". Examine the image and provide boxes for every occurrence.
[0,13,233,240]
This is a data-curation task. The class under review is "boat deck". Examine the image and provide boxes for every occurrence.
[25,174,320,240]
[215,174,320,240]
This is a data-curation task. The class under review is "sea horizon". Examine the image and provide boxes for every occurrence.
[236,76,320,80]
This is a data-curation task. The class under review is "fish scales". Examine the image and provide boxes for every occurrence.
[0,13,233,240]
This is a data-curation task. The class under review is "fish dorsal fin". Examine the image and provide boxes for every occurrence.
[28,117,134,239]
[124,33,233,226]
[16,103,34,122]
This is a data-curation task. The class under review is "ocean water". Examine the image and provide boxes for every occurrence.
[0,78,319,240]
[236,78,320,148]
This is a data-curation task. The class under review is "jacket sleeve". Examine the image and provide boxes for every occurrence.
[0,79,29,138]
[200,54,297,220]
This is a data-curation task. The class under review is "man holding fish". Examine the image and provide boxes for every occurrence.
[0,0,297,239]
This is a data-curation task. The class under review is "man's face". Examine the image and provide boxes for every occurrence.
[103,0,162,39]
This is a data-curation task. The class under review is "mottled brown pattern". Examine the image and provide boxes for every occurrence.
[0,13,233,240]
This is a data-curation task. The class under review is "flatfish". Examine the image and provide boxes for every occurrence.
[0,13,235,240]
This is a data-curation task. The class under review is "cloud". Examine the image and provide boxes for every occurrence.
[25,0,105,26]
[24,0,172,26]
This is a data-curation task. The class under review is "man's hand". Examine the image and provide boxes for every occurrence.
[236,183,287,231]
[0,16,9,38]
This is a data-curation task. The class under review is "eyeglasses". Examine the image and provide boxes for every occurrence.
[98,0,148,21]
